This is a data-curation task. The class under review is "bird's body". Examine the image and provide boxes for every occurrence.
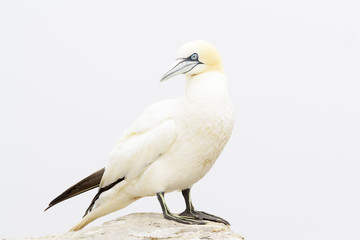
[46,40,235,231]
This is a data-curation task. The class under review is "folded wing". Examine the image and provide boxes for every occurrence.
[100,100,178,189]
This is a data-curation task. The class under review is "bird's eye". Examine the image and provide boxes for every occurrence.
[190,53,198,61]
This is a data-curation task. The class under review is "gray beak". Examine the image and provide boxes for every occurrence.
[160,59,200,82]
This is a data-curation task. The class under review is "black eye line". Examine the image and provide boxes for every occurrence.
[175,53,203,64]
[184,53,202,63]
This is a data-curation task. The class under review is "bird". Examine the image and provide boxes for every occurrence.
[45,40,235,231]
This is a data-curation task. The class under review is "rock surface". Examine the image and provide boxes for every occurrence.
[13,213,243,240]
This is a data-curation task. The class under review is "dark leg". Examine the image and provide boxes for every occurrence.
[156,192,205,225]
[179,188,230,225]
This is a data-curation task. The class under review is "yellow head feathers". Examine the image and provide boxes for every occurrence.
[161,40,223,81]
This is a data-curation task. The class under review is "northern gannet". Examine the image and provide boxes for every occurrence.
[45,40,235,231]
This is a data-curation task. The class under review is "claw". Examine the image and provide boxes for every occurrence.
[180,209,230,225]
[156,192,206,225]
[165,213,206,225]
[180,188,230,225]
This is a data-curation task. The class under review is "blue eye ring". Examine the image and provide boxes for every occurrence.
[190,53,198,61]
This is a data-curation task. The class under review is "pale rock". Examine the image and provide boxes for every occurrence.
[12,213,244,240]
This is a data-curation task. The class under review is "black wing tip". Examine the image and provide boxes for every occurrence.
[44,204,52,212]
[43,168,105,213]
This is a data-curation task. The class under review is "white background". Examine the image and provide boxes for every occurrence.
[0,1,359,239]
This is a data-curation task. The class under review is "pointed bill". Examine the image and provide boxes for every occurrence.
[160,59,199,82]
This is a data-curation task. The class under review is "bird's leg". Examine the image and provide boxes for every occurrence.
[156,192,205,225]
[179,188,230,225]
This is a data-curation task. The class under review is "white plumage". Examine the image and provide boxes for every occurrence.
[48,40,234,231]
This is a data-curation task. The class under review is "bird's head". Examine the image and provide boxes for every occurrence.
[160,40,223,82]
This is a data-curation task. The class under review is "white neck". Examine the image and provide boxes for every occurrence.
[185,71,229,101]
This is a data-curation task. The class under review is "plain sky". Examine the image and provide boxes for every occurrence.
[0,0,359,239]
